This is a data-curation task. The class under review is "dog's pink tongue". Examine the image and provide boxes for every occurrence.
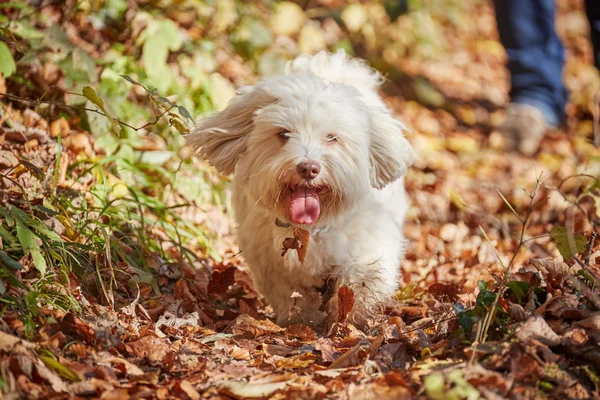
[289,187,320,225]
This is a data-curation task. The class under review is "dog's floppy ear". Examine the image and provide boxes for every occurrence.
[368,109,413,189]
[187,87,275,175]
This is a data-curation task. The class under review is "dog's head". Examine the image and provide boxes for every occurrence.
[187,72,412,226]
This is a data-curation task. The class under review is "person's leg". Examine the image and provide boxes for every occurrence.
[585,0,600,69]
[493,0,567,127]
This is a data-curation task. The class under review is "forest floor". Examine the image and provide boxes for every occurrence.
[1,0,600,399]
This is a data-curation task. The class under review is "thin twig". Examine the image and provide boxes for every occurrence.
[475,169,549,344]
[584,231,597,268]
[0,92,175,132]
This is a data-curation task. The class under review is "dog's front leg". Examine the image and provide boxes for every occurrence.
[326,257,401,329]
[251,267,326,328]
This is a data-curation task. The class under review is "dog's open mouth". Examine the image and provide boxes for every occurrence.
[289,185,321,225]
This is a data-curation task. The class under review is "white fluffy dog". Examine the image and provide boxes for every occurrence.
[188,51,413,329]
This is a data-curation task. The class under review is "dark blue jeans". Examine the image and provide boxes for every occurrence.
[493,0,600,126]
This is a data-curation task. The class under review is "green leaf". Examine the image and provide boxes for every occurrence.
[39,354,81,382]
[0,251,24,270]
[42,25,74,56]
[82,86,121,133]
[15,220,46,275]
[25,291,39,316]
[476,280,496,307]
[9,207,62,242]
[0,42,17,78]
[423,372,446,400]
[139,151,174,165]
[0,278,6,295]
[507,281,530,304]
[177,105,193,122]
[454,303,482,334]
[550,226,587,260]
[121,74,145,88]
[141,19,182,91]
[0,206,15,226]
[0,224,16,243]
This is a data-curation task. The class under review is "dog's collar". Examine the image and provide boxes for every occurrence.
[275,218,292,228]
[274,218,329,235]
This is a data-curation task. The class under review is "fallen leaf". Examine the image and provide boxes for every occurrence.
[516,315,566,346]
[217,380,288,398]
[275,353,317,369]
[230,314,283,337]
[338,285,355,323]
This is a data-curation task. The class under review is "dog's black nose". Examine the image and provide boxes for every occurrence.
[297,160,321,180]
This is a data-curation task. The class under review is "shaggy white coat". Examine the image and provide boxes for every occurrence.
[188,51,413,328]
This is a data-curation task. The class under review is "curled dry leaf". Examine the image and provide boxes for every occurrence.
[508,303,528,322]
[281,228,310,263]
[284,323,316,340]
[126,336,172,364]
[217,380,288,398]
[174,380,201,400]
[230,314,284,337]
[529,257,577,280]
[575,312,600,332]
[275,353,317,369]
[231,345,252,360]
[516,315,567,347]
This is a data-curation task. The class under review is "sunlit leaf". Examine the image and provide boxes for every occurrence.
[0,42,17,77]
[15,219,46,275]
[82,86,122,133]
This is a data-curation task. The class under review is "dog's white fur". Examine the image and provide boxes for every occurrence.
[188,50,413,328]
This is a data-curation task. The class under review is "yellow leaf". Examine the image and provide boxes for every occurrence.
[449,189,467,210]
[341,4,368,33]
[272,2,305,36]
[82,86,121,133]
[275,353,317,369]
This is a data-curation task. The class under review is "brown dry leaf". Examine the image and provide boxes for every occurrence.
[50,117,70,138]
[24,138,39,151]
[575,312,600,332]
[529,257,577,279]
[284,324,315,340]
[207,265,236,295]
[508,303,528,322]
[428,282,460,302]
[295,228,310,263]
[231,345,252,360]
[174,380,201,400]
[328,339,370,369]
[173,280,198,312]
[230,314,284,337]
[516,315,567,346]
[126,336,172,363]
[63,132,92,154]
[315,338,338,363]
[0,150,19,168]
[338,285,355,323]
[280,228,310,263]
[68,343,87,358]
[275,353,317,369]
[217,380,288,398]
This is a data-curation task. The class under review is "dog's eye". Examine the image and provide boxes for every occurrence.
[277,130,291,141]
[326,134,338,143]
